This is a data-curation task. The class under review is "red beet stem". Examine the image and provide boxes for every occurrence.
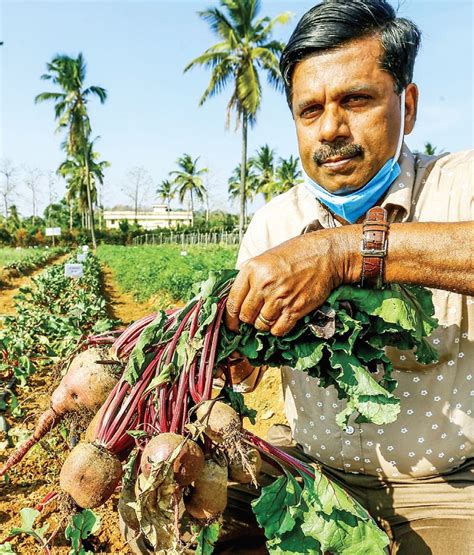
[245,432,315,479]
[203,300,226,400]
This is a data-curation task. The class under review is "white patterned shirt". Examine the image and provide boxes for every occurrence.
[237,145,474,480]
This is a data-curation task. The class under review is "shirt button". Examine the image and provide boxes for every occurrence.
[345,425,355,435]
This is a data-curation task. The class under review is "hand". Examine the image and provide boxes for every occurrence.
[225,228,358,336]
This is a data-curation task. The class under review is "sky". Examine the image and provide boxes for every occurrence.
[0,0,473,217]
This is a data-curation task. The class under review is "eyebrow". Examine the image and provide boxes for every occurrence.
[295,84,378,112]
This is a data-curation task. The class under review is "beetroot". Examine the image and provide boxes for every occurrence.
[140,432,204,486]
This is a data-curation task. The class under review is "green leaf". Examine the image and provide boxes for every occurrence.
[252,473,301,538]
[196,521,221,555]
[222,388,257,424]
[65,509,101,555]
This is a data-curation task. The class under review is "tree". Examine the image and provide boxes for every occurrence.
[0,159,18,218]
[274,155,302,195]
[35,53,107,248]
[58,139,109,229]
[156,179,175,227]
[122,166,153,220]
[170,154,208,226]
[251,144,277,202]
[185,0,291,239]
[228,162,258,222]
[23,167,43,226]
[424,142,445,156]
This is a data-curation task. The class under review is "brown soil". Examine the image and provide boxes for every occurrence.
[0,261,286,554]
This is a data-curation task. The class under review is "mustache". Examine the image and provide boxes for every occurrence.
[313,141,364,165]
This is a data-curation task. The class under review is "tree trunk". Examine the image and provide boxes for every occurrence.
[69,201,73,231]
[84,150,97,249]
[239,113,248,241]
[190,189,194,227]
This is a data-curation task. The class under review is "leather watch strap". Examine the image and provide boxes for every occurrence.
[361,206,389,287]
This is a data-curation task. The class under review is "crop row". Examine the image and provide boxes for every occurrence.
[96,244,238,306]
[0,253,117,417]
[0,247,68,276]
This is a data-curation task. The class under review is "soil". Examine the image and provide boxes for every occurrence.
[0,260,286,554]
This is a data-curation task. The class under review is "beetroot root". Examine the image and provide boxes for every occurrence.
[185,459,228,520]
[140,432,204,486]
[229,448,262,484]
[195,401,241,444]
[59,442,123,508]
[0,347,118,477]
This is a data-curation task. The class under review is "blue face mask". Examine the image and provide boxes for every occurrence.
[304,90,406,224]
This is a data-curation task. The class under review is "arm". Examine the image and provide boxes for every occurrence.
[225,221,474,336]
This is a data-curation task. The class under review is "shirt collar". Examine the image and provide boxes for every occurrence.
[380,143,415,222]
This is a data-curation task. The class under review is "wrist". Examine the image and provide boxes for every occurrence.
[334,225,363,284]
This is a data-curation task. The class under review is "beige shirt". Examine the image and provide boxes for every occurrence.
[237,145,474,480]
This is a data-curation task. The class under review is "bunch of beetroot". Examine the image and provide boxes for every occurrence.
[1,269,438,554]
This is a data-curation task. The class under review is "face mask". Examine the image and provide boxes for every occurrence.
[304,89,406,224]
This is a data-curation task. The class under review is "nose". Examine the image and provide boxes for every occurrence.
[318,104,351,144]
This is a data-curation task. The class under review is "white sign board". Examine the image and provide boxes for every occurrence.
[82,245,89,252]
[77,253,87,262]
[64,263,84,279]
[45,227,61,237]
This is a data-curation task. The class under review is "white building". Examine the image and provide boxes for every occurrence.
[103,204,193,230]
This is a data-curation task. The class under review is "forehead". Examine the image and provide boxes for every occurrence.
[291,36,393,100]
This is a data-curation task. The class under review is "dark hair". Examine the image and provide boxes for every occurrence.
[280,0,421,107]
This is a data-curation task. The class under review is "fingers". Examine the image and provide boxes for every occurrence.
[225,270,250,332]
[270,310,299,337]
[254,304,281,332]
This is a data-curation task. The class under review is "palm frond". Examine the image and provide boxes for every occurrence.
[84,86,108,103]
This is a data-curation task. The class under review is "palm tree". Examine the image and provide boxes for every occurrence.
[273,155,302,196]
[170,154,208,226]
[35,53,107,248]
[157,179,175,227]
[157,179,175,211]
[251,144,276,202]
[58,139,109,230]
[185,0,291,239]
[228,162,258,222]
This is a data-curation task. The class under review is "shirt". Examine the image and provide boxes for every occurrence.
[237,145,474,480]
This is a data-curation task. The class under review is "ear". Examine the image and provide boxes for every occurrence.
[404,83,418,134]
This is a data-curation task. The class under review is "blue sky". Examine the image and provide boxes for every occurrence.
[1,0,473,217]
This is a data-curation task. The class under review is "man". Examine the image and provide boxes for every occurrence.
[223,1,473,553]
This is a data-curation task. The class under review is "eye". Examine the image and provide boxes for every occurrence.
[300,104,323,118]
[343,94,370,106]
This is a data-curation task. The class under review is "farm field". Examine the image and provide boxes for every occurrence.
[0,246,285,554]
[96,244,239,307]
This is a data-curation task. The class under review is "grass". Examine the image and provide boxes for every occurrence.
[96,244,238,306]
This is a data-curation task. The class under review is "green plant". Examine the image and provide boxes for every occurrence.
[64,509,101,555]
[7,508,50,553]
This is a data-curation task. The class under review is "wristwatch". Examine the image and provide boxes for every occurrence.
[360,206,390,288]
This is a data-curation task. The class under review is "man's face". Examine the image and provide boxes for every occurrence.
[291,36,404,193]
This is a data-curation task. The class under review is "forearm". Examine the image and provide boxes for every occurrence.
[342,221,474,295]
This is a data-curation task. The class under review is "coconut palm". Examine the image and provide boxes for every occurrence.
[35,53,107,248]
[157,179,175,212]
[228,162,258,222]
[273,155,302,196]
[251,144,277,202]
[170,154,208,226]
[157,179,175,227]
[185,0,291,238]
[58,139,109,230]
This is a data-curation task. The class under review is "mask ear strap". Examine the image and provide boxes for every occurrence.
[392,89,406,165]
